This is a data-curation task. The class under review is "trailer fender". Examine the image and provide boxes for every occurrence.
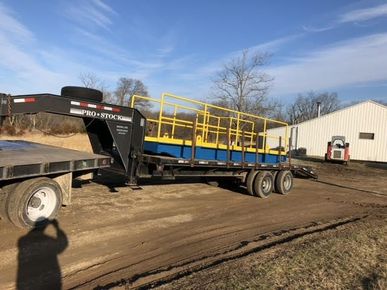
[53,172,72,206]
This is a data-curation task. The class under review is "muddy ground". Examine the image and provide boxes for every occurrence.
[0,135,386,289]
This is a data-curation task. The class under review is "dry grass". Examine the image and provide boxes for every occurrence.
[0,132,92,152]
[161,215,387,290]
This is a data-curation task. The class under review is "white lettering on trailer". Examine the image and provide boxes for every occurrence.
[70,108,132,122]
[121,116,132,122]
[116,125,129,135]
[70,108,83,116]
[84,110,97,117]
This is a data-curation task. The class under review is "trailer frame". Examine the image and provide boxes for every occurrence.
[0,88,317,228]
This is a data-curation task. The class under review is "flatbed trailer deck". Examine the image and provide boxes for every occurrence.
[0,140,111,181]
[0,87,317,228]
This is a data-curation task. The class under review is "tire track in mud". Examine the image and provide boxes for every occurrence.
[314,179,387,196]
[73,215,370,289]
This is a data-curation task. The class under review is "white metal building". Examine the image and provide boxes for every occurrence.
[267,100,387,162]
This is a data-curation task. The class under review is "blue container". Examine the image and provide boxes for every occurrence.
[144,141,286,164]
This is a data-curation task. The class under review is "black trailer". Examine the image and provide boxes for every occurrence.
[0,87,316,228]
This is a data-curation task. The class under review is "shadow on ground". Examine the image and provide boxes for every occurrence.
[17,219,68,290]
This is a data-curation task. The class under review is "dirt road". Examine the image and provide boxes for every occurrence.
[0,159,386,289]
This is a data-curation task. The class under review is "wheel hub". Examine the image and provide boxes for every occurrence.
[262,177,272,193]
[29,196,42,208]
[284,174,292,190]
[26,187,57,222]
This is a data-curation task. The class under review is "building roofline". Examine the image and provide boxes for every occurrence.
[291,100,386,127]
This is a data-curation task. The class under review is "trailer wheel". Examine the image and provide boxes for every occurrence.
[253,171,274,198]
[0,183,18,222]
[61,86,103,103]
[246,170,258,195]
[6,178,63,228]
[275,170,293,195]
[0,189,8,221]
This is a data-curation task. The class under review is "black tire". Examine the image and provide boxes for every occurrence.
[6,178,63,228]
[253,171,274,198]
[246,170,258,196]
[0,183,18,222]
[61,86,103,103]
[275,170,293,195]
[0,189,8,221]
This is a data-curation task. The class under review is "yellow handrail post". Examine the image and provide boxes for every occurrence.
[250,122,255,149]
[236,112,240,146]
[205,111,210,142]
[171,105,177,138]
[263,119,267,153]
[285,124,288,156]
[215,116,220,145]
[130,95,136,108]
[157,93,165,139]
[228,117,233,146]
[201,104,208,142]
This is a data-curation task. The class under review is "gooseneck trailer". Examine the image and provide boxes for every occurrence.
[0,87,316,228]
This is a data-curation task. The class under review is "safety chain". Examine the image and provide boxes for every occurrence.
[7,94,12,116]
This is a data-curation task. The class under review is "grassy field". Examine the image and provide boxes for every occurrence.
[161,215,387,290]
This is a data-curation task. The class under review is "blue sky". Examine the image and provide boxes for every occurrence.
[1,0,387,105]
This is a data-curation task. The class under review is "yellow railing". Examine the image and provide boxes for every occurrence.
[130,93,288,155]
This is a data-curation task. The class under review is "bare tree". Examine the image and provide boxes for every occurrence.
[287,91,340,124]
[211,49,273,116]
[114,78,149,107]
[79,72,111,102]
[79,72,100,88]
